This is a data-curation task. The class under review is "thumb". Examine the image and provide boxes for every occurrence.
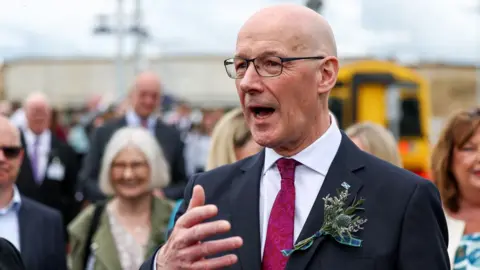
[187,185,205,211]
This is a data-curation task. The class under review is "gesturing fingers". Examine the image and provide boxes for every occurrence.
[176,205,218,229]
[179,237,243,262]
[173,220,233,249]
[188,185,206,211]
[190,254,239,270]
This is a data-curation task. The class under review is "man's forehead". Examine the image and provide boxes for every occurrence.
[235,43,288,58]
[0,128,20,145]
[236,25,309,57]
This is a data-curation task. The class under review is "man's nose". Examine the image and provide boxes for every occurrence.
[239,64,263,94]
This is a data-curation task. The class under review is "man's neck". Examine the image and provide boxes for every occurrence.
[274,112,331,157]
[0,185,14,209]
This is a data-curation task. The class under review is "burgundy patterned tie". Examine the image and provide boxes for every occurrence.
[262,158,298,270]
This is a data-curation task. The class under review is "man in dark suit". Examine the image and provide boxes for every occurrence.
[78,71,187,202]
[15,93,80,232]
[0,238,25,270]
[141,4,449,270]
[0,115,67,270]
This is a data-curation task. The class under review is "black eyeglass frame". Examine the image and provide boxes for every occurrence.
[224,56,326,79]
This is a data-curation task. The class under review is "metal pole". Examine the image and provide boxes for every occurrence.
[132,0,144,74]
[116,0,125,99]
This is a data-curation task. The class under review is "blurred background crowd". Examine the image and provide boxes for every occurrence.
[0,0,479,269]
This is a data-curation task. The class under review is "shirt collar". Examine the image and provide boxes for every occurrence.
[0,185,22,214]
[126,109,157,129]
[23,128,51,146]
[264,113,342,176]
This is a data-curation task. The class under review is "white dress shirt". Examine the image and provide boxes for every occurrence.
[259,116,341,257]
[23,128,51,182]
[0,185,22,251]
[125,109,157,133]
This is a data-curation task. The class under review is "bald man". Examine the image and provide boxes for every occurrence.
[141,4,449,270]
[0,116,67,270]
[79,71,187,202]
[15,93,79,239]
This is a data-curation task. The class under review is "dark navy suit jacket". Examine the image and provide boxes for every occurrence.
[0,237,25,270]
[18,196,67,270]
[141,132,450,270]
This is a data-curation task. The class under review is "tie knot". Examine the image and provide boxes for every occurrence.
[276,158,298,182]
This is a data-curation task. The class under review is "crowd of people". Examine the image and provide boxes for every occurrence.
[0,3,478,270]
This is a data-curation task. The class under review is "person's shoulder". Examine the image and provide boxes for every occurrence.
[100,117,124,131]
[156,120,182,137]
[0,237,16,250]
[195,154,258,185]
[360,151,434,192]
[152,197,176,225]
[67,204,98,238]
[21,196,62,220]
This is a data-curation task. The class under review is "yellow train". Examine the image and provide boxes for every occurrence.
[330,59,431,178]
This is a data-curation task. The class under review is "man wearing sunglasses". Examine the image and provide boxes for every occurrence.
[0,116,67,270]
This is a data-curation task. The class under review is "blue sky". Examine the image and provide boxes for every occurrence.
[0,0,479,64]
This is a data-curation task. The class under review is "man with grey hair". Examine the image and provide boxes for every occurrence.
[15,92,79,237]
[142,3,448,270]
[0,115,67,270]
[79,71,187,202]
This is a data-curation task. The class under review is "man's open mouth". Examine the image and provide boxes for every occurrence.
[250,106,276,119]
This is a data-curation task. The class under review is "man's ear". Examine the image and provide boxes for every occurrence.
[317,56,339,95]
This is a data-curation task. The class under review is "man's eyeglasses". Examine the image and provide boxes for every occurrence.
[224,55,325,79]
[0,146,22,159]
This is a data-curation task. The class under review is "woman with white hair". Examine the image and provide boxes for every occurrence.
[68,127,173,270]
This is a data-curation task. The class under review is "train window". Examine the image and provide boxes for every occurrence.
[328,98,343,129]
[400,98,422,137]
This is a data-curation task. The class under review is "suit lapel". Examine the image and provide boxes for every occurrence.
[230,151,264,270]
[18,133,36,186]
[286,133,365,270]
[118,116,128,128]
[18,199,37,266]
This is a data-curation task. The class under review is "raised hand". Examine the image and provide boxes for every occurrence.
[156,185,243,269]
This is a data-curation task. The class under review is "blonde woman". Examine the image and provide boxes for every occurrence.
[68,127,173,270]
[346,121,403,167]
[166,108,261,232]
[206,107,262,170]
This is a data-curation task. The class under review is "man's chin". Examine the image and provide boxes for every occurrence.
[252,132,278,149]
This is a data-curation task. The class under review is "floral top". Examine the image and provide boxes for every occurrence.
[454,233,480,270]
[107,206,147,270]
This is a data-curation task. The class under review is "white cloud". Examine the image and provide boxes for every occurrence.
[0,0,478,63]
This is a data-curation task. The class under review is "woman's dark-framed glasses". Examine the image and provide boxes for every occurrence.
[224,55,325,79]
[0,146,22,159]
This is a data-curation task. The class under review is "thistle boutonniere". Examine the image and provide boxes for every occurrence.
[282,182,367,257]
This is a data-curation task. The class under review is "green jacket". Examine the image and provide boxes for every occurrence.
[68,198,173,270]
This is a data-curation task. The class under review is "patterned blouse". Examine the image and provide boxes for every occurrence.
[454,233,480,270]
[106,206,148,270]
